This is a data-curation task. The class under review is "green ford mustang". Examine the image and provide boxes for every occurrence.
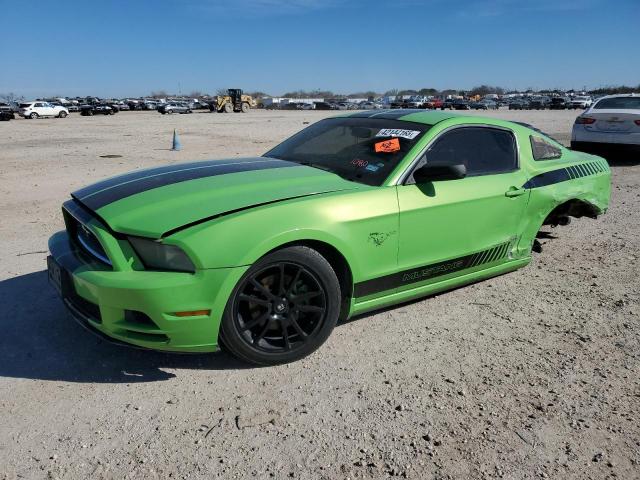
[48,110,611,364]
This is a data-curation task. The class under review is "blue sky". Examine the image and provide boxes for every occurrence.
[1,0,638,98]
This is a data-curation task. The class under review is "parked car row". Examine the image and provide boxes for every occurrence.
[508,96,594,110]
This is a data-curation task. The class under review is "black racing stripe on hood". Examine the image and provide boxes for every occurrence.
[73,158,300,211]
[73,158,257,200]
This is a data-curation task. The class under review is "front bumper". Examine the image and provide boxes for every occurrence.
[48,230,248,352]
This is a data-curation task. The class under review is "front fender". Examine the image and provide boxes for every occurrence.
[167,187,400,285]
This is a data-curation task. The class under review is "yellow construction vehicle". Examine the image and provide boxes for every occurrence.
[209,89,256,113]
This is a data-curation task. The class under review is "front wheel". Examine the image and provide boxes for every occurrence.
[219,246,341,365]
[58,111,67,118]
[241,102,250,113]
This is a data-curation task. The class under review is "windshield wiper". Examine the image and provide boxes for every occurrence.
[296,161,333,172]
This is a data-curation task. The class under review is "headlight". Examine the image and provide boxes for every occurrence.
[128,237,196,273]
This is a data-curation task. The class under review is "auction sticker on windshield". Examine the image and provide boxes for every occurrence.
[376,128,421,140]
[374,138,401,153]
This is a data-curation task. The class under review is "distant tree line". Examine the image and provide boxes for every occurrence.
[6,83,638,104]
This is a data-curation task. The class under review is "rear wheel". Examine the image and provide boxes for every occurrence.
[29,112,38,119]
[219,246,341,365]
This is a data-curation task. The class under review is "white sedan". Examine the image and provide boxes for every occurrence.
[571,94,640,157]
[19,101,69,119]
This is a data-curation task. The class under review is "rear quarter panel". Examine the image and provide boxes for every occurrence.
[515,132,611,256]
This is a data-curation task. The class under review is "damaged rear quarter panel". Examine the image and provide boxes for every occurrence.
[516,144,611,257]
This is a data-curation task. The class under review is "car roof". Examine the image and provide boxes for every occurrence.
[340,109,554,139]
[597,93,639,100]
[344,109,461,123]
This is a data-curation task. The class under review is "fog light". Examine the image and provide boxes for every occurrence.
[174,310,211,317]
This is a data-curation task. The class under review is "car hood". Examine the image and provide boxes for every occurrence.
[72,157,364,237]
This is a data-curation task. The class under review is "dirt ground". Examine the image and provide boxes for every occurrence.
[0,109,638,480]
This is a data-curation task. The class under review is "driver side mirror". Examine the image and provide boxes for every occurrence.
[411,163,466,183]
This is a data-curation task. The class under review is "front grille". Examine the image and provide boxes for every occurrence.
[62,202,112,266]
[76,223,111,264]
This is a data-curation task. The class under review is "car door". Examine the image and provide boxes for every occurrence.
[395,125,529,293]
[32,102,45,115]
[43,102,56,116]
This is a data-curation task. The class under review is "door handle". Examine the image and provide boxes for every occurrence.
[505,187,526,197]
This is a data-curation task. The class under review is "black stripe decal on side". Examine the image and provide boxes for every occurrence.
[354,241,510,298]
[523,161,606,190]
[469,251,483,268]
[74,159,300,210]
[523,168,571,189]
[578,164,589,177]
[487,245,500,264]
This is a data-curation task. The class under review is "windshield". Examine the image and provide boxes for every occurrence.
[594,97,640,110]
[264,118,431,186]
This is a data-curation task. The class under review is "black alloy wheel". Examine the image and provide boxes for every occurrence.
[220,246,341,365]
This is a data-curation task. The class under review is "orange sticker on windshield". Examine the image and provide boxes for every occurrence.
[374,138,400,153]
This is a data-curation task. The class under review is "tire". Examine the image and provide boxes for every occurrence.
[223,102,233,113]
[241,102,250,113]
[29,112,38,119]
[219,246,341,365]
[108,110,115,115]
[58,111,67,118]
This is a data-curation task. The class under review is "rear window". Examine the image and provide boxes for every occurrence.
[594,97,640,110]
[265,118,431,186]
[530,136,562,161]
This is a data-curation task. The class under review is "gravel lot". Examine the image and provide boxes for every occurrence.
[0,109,638,480]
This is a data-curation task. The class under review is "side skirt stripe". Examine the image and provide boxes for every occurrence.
[354,241,510,298]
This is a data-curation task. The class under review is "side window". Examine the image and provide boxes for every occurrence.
[530,135,562,160]
[426,127,517,176]
[35,103,44,108]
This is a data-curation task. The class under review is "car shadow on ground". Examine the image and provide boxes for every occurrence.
[0,270,254,384]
